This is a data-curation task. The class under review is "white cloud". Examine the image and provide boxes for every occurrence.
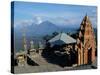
[14,19,33,28]
[14,16,44,28]
[35,16,43,24]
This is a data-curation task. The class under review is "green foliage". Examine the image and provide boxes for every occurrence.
[52,32,59,37]
[43,31,59,42]
[34,44,39,49]
[43,35,51,41]
[19,49,24,52]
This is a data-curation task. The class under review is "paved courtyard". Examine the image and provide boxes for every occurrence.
[14,54,97,74]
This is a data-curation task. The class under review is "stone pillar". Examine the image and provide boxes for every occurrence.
[80,50,83,65]
[91,48,95,63]
[83,50,88,64]
[78,50,81,65]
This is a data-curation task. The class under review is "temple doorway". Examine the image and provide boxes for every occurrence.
[88,47,92,64]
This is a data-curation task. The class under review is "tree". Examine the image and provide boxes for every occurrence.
[43,35,51,42]
[52,32,59,37]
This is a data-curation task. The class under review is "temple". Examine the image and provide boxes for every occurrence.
[76,15,96,65]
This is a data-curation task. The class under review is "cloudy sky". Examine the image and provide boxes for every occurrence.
[13,1,97,28]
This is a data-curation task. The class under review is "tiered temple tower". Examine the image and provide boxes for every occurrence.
[23,28,27,54]
[22,28,27,66]
[77,15,96,65]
